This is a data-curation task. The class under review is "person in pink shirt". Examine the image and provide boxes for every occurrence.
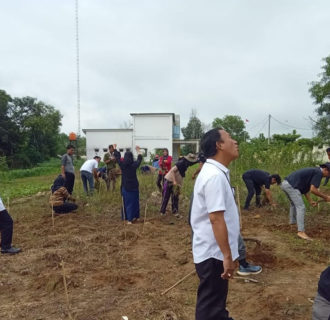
[156,148,172,192]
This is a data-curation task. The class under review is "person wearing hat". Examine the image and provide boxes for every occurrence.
[160,153,198,217]
[280,163,330,240]
[80,156,101,195]
[242,169,281,210]
[312,266,330,320]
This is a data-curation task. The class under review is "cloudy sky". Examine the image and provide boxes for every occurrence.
[1,0,330,138]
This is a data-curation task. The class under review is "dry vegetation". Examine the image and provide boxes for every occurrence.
[1,172,329,320]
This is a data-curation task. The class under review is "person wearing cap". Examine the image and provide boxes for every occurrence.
[160,153,197,217]
[157,148,172,192]
[0,195,21,254]
[280,163,330,240]
[242,169,281,210]
[312,266,330,320]
[80,156,101,195]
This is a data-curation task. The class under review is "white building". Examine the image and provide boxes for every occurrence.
[83,113,199,161]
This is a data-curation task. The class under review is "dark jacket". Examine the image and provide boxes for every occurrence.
[114,150,142,191]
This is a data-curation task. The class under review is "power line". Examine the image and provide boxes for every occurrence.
[270,115,313,131]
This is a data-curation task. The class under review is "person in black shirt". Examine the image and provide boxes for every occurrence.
[242,169,281,210]
[280,163,330,240]
[114,145,143,224]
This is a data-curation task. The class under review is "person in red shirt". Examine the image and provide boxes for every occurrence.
[156,148,172,192]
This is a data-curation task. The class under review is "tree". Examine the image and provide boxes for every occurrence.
[181,109,204,154]
[212,115,249,143]
[0,90,64,168]
[9,96,62,166]
[272,130,301,145]
[0,90,20,163]
[309,55,330,142]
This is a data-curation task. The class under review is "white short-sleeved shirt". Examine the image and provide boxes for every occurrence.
[191,159,240,264]
[0,197,6,211]
[80,159,98,173]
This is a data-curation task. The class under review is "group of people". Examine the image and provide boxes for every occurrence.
[1,132,329,319]
[50,144,144,224]
[190,127,330,320]
[240,158,330,241]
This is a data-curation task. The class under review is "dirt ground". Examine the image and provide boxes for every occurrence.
[0,189,329,320]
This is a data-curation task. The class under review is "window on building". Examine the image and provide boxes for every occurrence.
[103,148,107,152]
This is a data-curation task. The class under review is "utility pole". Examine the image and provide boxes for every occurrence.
[268,114,271,145]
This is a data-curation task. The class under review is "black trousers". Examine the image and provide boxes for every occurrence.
[64,172,75,195]
[242,174,261,209]
[156,173,165,192]
[53,202,78,214]
[0,210,13,250]
[195,258,233,320]
[160,180,179,214]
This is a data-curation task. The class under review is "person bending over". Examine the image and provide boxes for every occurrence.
[50,175,78,214]
[242,169,281,210]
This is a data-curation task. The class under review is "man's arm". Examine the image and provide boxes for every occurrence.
[304,192,317,207]
[192,162,203,180]
[103,153,110,164]
[209,211,235,280]
[264,189,276,206]
[61,155,66,177]
[310,185,330,202]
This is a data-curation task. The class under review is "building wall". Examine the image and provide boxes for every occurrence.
[84,130,133,160]
[132,114,173,159]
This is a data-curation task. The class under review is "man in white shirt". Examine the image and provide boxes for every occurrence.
[191,128,239,320]
[0,196,21,254]
[80,156,101,195]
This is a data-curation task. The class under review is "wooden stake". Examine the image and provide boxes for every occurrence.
[236,187,242,230]
[161,269,195,295]
[234,276,259,283]
[60,261,74,320]
[142,200,148,234]
[51,204,55,229]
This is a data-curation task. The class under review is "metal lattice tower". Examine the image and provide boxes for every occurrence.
[75,0,81,136]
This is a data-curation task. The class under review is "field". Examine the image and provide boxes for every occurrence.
[1,164,329,320]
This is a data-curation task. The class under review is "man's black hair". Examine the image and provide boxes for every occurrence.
[326,147,330,153]
[67,144,75,150]
[201,128,222,158]
[271,174,281,185]
[94,156,101,160]
[109,145,114,149]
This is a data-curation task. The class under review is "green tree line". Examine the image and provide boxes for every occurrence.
[0,89,84,169]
